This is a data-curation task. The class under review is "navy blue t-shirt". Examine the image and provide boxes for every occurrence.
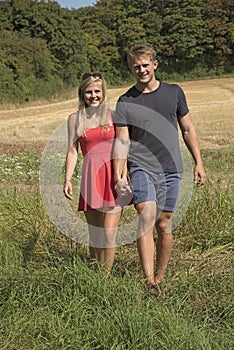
[114,81,189,174]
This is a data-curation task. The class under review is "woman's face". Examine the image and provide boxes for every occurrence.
[84,81,103,108]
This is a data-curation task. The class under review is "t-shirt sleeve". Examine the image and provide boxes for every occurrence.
[176,85,189,118]
[113,97,128,127]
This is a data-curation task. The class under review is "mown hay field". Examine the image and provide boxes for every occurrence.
[0,77,233,154]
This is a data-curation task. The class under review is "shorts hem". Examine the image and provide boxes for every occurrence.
[157,205,176,212]
[133,199,157,206]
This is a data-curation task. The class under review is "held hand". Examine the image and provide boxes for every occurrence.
[194,164,206,187]
[116,178,132,197]
[63,181,73,200]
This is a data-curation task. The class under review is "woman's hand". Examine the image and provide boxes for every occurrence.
[116,178,132,197]
[63,180,73,200]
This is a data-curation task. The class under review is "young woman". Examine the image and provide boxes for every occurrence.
[63,72,126,276]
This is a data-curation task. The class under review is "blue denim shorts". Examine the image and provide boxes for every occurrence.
[129,167,182,212]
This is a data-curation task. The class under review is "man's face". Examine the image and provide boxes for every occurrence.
[130,56,158,85]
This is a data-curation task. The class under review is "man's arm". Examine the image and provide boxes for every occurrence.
[113,126,130,193]
[178,112,206,186]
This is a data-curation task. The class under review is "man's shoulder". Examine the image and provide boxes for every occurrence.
[118,86,141,101]
[160,81,180,90]
[158,82,187,101]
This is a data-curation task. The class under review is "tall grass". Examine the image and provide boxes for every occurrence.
[0,147,233,349]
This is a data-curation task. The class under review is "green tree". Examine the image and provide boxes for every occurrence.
[202,0,234,73]
[0,0,13,30]
[76,2,121,83]
[0,29,58,101]
[0,0,233,103]
[10,0,89,85]
[160,0,209,73]
[90,0,162,80]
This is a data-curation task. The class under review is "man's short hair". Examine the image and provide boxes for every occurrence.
[127,43,157,68]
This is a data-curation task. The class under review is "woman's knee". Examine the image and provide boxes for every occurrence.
[104,228,117,247]
[137,202,156,231]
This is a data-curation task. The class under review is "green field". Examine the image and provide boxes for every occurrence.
[0,79,233,349]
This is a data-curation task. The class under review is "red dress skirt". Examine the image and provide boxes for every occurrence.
[78,124,118,211]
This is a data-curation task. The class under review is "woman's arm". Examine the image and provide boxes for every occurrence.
[63,113,79,199]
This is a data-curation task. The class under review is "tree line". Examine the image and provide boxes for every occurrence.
[0,0,233,103]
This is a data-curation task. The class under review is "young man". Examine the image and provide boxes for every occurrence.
[113,43,206,294]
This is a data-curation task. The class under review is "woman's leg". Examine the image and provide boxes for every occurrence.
[85,210,104,262]
[102,207,122,275]
[85,207,121,275]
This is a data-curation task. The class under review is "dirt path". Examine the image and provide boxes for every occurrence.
[0,78,233,154]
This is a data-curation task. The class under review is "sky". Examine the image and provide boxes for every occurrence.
[55,0,96,9]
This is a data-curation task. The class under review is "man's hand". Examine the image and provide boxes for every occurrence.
[116,178,132,197]
[194,164,206,187]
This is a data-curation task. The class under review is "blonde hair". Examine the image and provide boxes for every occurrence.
[127,43,157,68]
[77,75,110,137]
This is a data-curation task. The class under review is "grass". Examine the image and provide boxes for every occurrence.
[2,254,225,350]
[0,77,234,348]
[0,144,233,349]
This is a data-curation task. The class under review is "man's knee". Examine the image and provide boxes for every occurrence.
[156,211,172,234]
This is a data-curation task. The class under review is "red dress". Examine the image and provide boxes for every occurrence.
[78,123,118,211]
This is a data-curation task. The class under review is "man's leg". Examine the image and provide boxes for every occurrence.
[136,201,156,285]
[155,210,173,284]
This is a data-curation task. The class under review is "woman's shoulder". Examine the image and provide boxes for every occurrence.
[68,111,79,123]
[68,111,78,120]
[67,111,79,130]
